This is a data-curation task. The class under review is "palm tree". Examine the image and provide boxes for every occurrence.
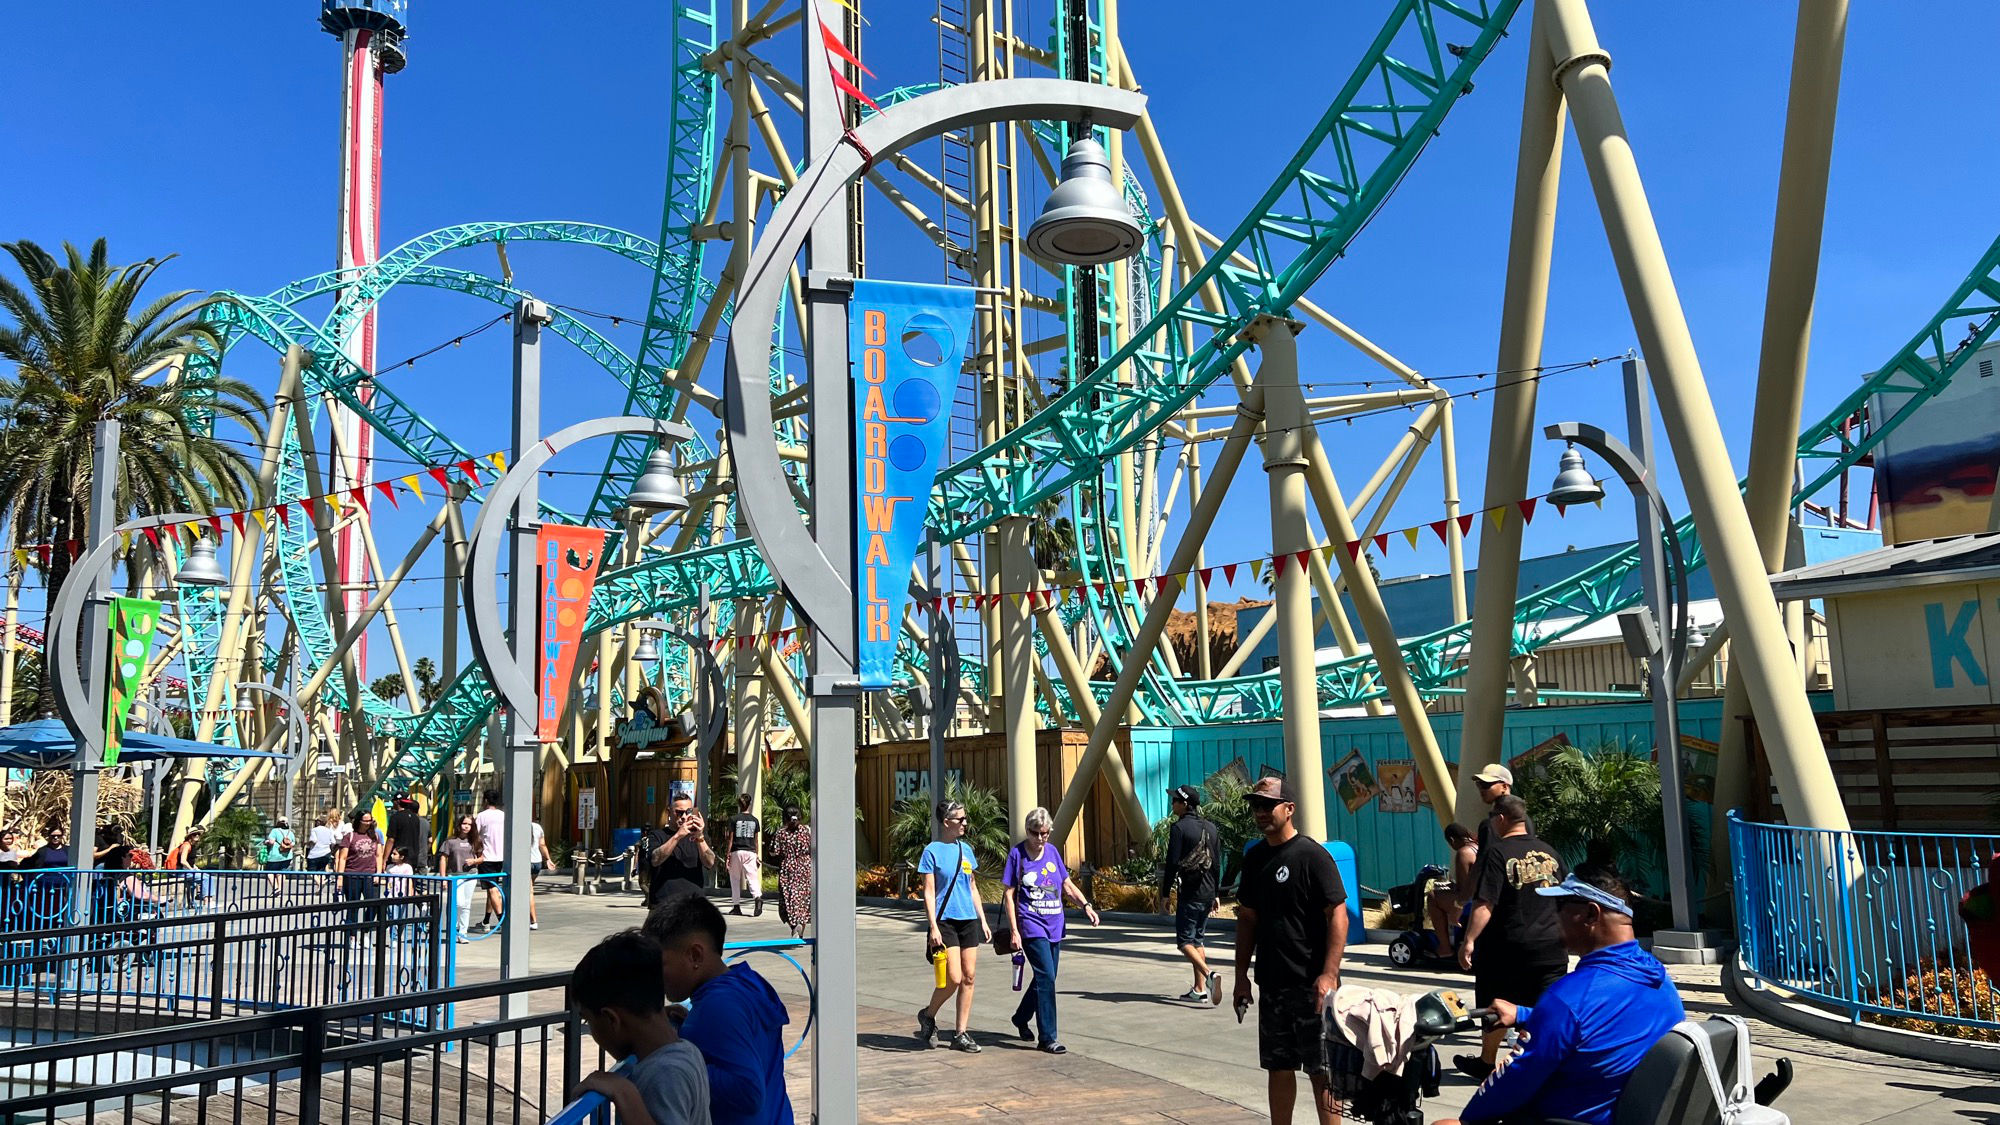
[0,239,267,604]
[411,657,445,706]
[1511,742,1700,882]
[369,673,407,705]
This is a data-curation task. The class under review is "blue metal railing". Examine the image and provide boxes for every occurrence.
[1730,813,2000,1035]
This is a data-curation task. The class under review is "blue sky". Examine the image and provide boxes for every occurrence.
[3,1,1997,677]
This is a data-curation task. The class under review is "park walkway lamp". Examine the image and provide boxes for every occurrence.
[175,536,230,587]
[631,632,662,665]
[626,448,689,514]
[1025,136,1144,266]
[1546,445,1607,508]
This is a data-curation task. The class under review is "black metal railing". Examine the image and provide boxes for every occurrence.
[0,971,589,1125]
[0,890,447,1045]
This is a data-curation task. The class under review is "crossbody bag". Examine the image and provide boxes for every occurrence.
[924,842,971,962]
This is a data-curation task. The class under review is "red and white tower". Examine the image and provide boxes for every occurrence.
[320,2,407,680]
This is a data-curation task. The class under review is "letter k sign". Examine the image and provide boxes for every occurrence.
[1924,599,1988,689]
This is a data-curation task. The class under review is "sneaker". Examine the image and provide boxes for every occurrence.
[754,899,764,917]
[730,906,743,916]
[1177,988,1208,1003]
[529,922,539,931]
[1207,972,1223,1007]
[468,922,490,934]
[1453,1055,1496,1081]
[1038,1041,1066,1055]
[949,1032,981,1053]
[915,1008,938,1047]
[457,936,469,945]
[1011,1016,1033,1042]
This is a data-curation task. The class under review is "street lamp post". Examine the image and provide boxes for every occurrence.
[722,76,1144,1125]
[1543,358,1713,958]
[236,680,307,827]
[628,601,728,816]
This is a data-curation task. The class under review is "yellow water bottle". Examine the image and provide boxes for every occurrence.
[931,946,948,988]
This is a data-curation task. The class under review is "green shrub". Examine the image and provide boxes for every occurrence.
[887,777,1010,871]
[1147,771,1260,890]
[1510,741,1703,885]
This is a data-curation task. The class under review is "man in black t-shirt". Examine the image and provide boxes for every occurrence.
[1470,763,1534,850]
[1455,793,1567,1081]
[1158,785,1223,1004]
[647,796,715,906]
[1234,776,1348,1125]
[725,793,764,917]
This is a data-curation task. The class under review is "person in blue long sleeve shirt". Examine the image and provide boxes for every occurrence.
[1438,866,1686,1125]
[647,894,795,1125]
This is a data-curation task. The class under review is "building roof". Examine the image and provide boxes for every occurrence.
[1770,532,2000,600]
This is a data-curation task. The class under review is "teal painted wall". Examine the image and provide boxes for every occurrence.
[1127,694,1833,898]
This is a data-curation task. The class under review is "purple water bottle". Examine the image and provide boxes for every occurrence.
[1012,951,1025,991]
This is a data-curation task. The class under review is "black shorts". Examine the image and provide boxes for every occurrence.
[1474,955,1566,1008]
[1257,984,1329,1077]
[936,916,981,948]
[477,860,504,889]
[1175,899,1212,947]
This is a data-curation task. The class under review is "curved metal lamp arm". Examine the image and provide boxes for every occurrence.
[725,79,1147,666]
[234,680,308,768]
[464,415,696,723]
[1542,422,1692,676]
[627,618,728,774]
[47,511,209,761]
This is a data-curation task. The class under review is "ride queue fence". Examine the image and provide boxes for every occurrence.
[1730,813,2000,1037]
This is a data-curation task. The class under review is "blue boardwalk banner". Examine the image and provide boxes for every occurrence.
[851,279,977,689]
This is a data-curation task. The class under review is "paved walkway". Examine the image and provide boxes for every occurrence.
[465,887,1998,1124]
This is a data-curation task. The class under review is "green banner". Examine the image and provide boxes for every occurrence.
[102,595,162,766]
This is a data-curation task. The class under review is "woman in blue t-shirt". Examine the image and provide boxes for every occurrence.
[916,799,991,1052]
[1002,806,1099,1054]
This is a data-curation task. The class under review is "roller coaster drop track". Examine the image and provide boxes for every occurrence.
[171,0,2000,806]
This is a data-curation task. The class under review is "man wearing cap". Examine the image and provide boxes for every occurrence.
[1234,776,1348,1125]
[387,794,427,874]
[1439,866,1685,1125]
[1455,794,1566,1080]
[1470,763,1531,851]
[1158,784,1223,1003]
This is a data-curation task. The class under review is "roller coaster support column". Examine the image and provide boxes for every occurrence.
[1715,0,1851,878]
[999,517,1038,836]
[1459,0,1567,816]
[733,598,766,826]
[1542,0,1851,833]
[1257,317,1330,839]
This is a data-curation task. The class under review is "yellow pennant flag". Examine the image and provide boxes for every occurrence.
[1488,506,1506,530]
[119,531,134,554]
[1319,544,1338,566]
[1112,580,1129,595]
[1249,558,1265,582]
[9,549,25,571]
[488,451,508,475]
[1403,527,1422,550]
[403,473,425,503]
[252,509,271,531]
[325,491,343,517]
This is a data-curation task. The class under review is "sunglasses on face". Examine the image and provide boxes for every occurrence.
[945,816,967,824]
[1026,828,1051,838]
[1246,796,1290,811]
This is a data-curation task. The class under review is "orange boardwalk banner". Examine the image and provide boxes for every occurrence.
[850,279,976,689]
[537,524,608,741]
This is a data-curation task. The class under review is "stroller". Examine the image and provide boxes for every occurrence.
[1383,864,1458,970]
[1324,988,1473,1125]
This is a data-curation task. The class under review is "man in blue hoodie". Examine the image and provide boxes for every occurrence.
[645,895,794,1125]
[1439,866,1686,1125]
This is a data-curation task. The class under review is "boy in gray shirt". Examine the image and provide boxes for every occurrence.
[575,930,712,1125]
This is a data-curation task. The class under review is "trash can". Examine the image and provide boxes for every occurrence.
[609,827,644,875]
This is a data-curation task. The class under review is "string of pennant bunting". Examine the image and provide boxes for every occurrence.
[6,451,511,573]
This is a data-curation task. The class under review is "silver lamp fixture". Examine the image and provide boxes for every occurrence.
[633,631,662,664]
[1546,445,1606,507]
[1025,136,1143,266]
[626,447,689,514]
[175,536,229,588]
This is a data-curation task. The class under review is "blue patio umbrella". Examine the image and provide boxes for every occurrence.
[0,721,287,770]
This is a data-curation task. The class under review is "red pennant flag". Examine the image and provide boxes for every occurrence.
[1271,553,1288,579]
[275,504,292,527]
[207,516,223,538]
[1345,539,1364,561]
[820,19,876,77]
[1553,502,1568,519]
[64,540,82,562]
[141,527,161,550]
[377,480,400,509]
[1517,497,1537,525]
[1198,567,1214,589]
[303,497,322,522]
[1223,563,1239,585]
[1294,550,1313,573]
[345,486,367,512]
[1430,520,1450,545]
[428,466,451,491]
[1456,514,1476,537]
[1092,581,1107,596]
[34,544,51,567]
[456,459,482,485]
[829,69,880,112]
[231,511,248,536]
[1374,533,1390,555]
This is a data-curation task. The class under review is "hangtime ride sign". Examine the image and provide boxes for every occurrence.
[850,279,976,689]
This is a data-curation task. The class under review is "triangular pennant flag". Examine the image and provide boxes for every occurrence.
[829,68,881,112]
[64,540,81,562]
[1456,513,1476,537]
[1553,502,1568,518]
[1271,553,1287,579]
[119,531,134,554]
[141,526,162,550]
[1488,506,1506,530]
[34,544,51,568]
[1199,567,1214,589]
[299,497,317,521]
[428,466,451,491]
[207,516,224,539]
[820,17,877,77]
[256,508,274,530]
[1593,496,1604,510]
[10,548,25,571]
[1294,550,1313,573]
[1403,527,1422,550]
[231,511,248,536]
[1319,543,1338,566]
[456,459,482,485]
[1517,497,1537,525]
[403,473,425,502]
[376,480,400,509]
[1345,539,1364,561]
[488,451,507,475]
[1249,558,1265,582]
[349,485,371,511]
[1374,533,1390,556]
[1223,563,1239,585]
[1430,520,1450,545]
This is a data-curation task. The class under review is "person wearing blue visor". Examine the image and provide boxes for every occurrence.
[1438,866,1686,1125]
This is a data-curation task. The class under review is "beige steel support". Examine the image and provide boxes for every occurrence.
[734,598,767,819]
[1544,0,1850,831]
[1053,345,1268,845]
[754,638,813,757]
[0,562,19,721]
[1189,445,1212,680]
[1299,437,1458,827]
[997,516,1038,835]
[296,396,369,783]
[440,490,468,719]
[202,502,452,822]
[1458,0,1568,816]
[1301,544,1386,719]
[1031,598,1150,839]
[593,630,614,767]
[1714,0,1851,862]
[1258,317,1331,840]
[173,349,296,840]
[1438,400,1468,624]
[1677,623,1729,696]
